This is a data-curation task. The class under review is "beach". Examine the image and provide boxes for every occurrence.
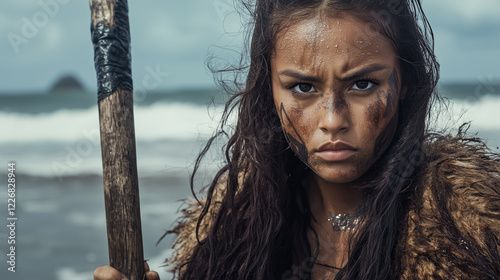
[0,86,499,279]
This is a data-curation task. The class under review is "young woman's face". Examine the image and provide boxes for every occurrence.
[271,14,402,184]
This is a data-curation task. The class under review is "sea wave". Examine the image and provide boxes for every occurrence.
[2,94,498,144]
[431,94,500,131]
[1,102,226,143]
[1,96,497,178]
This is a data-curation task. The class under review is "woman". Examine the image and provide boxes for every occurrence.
[95,0,500,279]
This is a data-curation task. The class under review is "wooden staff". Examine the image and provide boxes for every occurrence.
[89,0,144,279]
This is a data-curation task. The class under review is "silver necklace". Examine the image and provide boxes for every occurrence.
[328,213,361,231]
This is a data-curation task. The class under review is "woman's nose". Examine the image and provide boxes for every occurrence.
[318,95,350,134]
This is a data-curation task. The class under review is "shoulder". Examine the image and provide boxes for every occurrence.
[165,176,227,278]
[399,135,500,279]
[422,134,500,223]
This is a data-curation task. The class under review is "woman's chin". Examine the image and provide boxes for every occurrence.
[310,168,366,185]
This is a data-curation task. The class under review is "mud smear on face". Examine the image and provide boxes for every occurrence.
[318,88,348,114]
[373,69,399,158]
[367,93,383,128]
[384,69,398,117]
[279,103,309,163]
[279,103,336,180]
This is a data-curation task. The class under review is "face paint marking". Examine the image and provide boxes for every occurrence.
[318,94,334,112]
[333,90,348,112]
[317,88,348,114]
[367,88,384,127]
[384,69,399,117]
[373,68,400,158]
[373,111,398,158]
[279,103,309,162]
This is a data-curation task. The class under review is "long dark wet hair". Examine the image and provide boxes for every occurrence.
[179,0,439,279]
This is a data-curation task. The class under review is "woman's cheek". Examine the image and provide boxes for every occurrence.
[278,102,310,163]
[373,112,398,158]
[371,69,400,158]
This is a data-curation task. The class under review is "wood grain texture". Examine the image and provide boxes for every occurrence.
[98,89,144,280]
[90,0,144,279]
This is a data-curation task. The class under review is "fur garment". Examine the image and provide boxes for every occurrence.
[166,135,500,279]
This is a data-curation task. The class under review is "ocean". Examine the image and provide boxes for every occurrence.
[0,85,499,279]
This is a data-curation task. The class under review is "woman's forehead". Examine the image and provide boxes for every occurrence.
[272,14,397,74]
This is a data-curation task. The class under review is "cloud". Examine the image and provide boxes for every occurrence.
[5,0,39,9]
[423,0,500,81]
[447,0,500,21]
[1,0,498,92]
[129,0,243,56]
[425,0,500,36]
[42,22,64,50]
[0,11,15,34]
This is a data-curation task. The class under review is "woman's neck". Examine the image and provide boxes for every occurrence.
[305,171,365,276]
[307,172,364,222]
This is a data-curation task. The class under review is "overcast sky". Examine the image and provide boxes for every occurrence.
[1,0,499,93]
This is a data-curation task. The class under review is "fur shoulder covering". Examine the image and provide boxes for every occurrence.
[166,135,500,279]
[399,135,500,279]
[165,177,226,278]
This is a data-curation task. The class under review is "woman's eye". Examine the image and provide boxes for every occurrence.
[292,83,316,94]
[352,80,376,91]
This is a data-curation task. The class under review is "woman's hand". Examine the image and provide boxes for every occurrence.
[94,261,160,280]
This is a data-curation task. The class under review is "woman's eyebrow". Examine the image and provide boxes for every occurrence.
[278,70,321,83]
[339,64,390,81]
[278,65,391,83]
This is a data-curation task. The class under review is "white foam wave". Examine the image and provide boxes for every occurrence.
[1,97,497,178]
[1,102,225,143]
[2,96,497,144]
[431,94,500,131]
[55,268,93,280]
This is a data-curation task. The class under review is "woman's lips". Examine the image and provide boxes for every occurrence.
[315,141,357,162]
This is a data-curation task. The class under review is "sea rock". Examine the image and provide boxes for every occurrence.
[50,75,85,92]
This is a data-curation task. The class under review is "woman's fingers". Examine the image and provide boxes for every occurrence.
[93,262,159,280]
[94,265,127,280]
[144,260,160,280]
[145,271,160,280]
